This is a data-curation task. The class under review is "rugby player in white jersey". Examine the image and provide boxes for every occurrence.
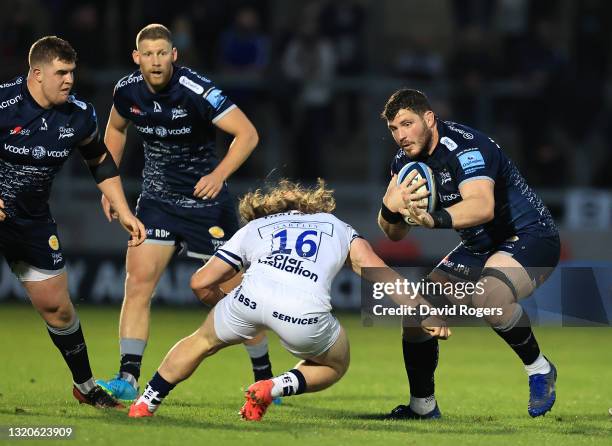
[127,179,439,420]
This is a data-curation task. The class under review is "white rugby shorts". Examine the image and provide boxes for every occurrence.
[214,276,341,358]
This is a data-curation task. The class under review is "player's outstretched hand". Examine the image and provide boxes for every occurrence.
[0,198,6,221]
[101,194,119,222]
[117,212,147,247]
[421,315,452,340]
[194,171,224,200]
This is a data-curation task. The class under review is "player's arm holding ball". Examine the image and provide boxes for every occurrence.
[402,178,494,229]
[193,107,258,200]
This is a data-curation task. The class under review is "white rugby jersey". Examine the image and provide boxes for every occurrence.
[214,211,360,295]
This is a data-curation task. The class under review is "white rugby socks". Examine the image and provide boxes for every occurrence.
[410,395,437,415]
[270,369,306,397]
[525,353,551,376]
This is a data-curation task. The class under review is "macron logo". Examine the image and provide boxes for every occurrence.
[0,94,22,109]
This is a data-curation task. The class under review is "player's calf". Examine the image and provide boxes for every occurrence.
[241,328,349,421]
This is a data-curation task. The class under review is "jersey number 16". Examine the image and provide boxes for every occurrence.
[271,229,319,258]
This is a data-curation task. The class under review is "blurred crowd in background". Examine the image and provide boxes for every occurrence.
[1,0,612,189]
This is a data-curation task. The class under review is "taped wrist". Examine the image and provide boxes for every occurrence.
[89,151,119,184]
[380,202,403,224]
[431,209,453,228]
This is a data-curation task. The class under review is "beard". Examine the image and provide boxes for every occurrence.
[404,126,433,161]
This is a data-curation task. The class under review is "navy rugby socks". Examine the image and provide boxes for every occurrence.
[244,337,274,381]
[402,337,439,399]
[492,306,541,366]
[137,371,175,412]
[119,338,146,384]
[46,316,94,389]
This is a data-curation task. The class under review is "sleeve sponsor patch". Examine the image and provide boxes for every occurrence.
[204,88,226,110]
[440,136,458,151]
[179,75,205,95]
[67,95,87,110]
[458,150,485,173]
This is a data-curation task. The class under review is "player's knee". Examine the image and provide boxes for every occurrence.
[334,355,350,378]
[125,265,160,297]
[471,285,488,310]
[193,327,222,357]
[41,303,74,326]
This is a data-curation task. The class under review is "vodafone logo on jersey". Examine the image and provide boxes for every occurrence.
[136,125,192,138]
[31,146,46,159]
[4,143,29,155]
[167,126,191,136]
[2,143,69,159]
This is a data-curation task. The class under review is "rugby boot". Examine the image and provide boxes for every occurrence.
[385,403,442,420]
[528,359,557,417]
[73,385,124,409]
[128,401,155,418]
[96,374,138,404]
[240,380,274,421]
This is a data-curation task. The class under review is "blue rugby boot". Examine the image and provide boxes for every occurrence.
[386,403,442,420]
[96,374,138,404]
[528,360,557,417]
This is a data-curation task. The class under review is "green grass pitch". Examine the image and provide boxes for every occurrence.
[0,303,610,445]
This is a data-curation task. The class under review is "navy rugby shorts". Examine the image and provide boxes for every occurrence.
[135,197,240,260]
[0,217,66,273]
[434,231,561,285]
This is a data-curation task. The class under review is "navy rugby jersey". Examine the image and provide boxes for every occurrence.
[391,120,557,253]
[113,66,237,208]
[0,76,97,220]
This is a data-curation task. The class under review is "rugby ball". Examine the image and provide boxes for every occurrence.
[397,161,437,225]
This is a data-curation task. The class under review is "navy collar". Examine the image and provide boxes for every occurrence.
[21,76,48,111]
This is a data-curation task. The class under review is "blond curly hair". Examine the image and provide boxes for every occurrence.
[239,178,336,222]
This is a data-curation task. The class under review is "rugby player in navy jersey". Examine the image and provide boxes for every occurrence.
[377,89,560,419]
[0,36,146,408]
[95,24,275,403]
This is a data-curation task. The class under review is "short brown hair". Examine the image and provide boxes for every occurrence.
[239,179,336,222]
[381,88,432,121]
[136,24,172,48]
[28,36,77,67]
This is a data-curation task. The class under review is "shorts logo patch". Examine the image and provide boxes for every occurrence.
[48,235,60,251]
[52,252,63,265]
[208,226,225,239]
[458,150,485,171]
